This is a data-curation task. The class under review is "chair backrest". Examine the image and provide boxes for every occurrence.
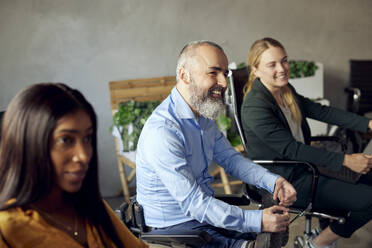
[109,76,176,111]
[228,67,249,152]
[348,60,372,115]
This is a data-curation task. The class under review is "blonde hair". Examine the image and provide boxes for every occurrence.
[243,37,302,124]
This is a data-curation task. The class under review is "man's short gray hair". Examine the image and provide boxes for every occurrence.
[176,40,225,82]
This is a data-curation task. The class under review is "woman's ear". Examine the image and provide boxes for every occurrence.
[252,66,259,78]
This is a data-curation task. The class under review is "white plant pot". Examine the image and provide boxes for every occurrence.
[289,62,323,100]
[290,63,329,136]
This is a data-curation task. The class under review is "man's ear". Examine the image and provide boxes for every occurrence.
[179,67,191,84]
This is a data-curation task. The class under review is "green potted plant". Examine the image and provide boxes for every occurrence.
[289,60,318,79]
[110,100,160,152]
[217,114,242,147]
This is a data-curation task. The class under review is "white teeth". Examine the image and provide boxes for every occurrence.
[275,75,287,79]
[212,90,221,95]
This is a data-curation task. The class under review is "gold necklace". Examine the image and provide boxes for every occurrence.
[31,205,78,238]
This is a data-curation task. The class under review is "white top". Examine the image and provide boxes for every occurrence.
[279,103,305,143]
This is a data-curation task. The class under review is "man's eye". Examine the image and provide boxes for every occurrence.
[209,71,217,76]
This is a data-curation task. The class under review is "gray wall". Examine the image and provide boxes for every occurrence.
[1,0,371,196]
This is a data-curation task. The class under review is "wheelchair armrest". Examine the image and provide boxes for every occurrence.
[310,136,348,153]
[116,201,130,225]
[253,160,319,176]
[253,160,319,210]
[131,198,149,233]
[345,87,361,113]
[215,194,250,206]
[141,230,212,246]
[118,194,249,246]
[345,86,361,99]
[311,136,341,143]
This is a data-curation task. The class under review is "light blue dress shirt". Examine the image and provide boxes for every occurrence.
[136,87,278,233]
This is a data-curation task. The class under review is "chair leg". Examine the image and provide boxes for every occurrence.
[305,215,312,236]
[219,167,232,194]
[117,160,131,203]
[128,167,136,183]
[294,235,305,248]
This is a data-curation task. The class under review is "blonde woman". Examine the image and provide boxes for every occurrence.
[241,37,372,248]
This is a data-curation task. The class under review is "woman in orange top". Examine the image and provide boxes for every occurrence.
[0,83,148,248]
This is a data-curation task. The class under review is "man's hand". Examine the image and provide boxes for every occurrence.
[368,120,372,131]
[344,153,372,174]
[273,177,297,207]
[261,205,290,232]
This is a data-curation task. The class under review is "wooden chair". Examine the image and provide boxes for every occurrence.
[108,76,240,202]
[210,145,243,194]
[109,76,176,203]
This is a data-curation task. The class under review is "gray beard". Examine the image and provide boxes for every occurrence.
[189,82,225,120]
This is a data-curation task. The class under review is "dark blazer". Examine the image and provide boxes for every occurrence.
[241,78,369,180]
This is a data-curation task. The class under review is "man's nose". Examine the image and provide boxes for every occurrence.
[217,73,228,88]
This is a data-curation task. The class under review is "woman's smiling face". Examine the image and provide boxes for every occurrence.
[253,45,290,92]
[50,109,93,193]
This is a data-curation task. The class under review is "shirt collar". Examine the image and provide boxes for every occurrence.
[171,87,197,120]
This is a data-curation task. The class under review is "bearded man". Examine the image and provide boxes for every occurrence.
[136,41,297,248]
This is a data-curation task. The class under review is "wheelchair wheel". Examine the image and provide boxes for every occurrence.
[293,235,305,248]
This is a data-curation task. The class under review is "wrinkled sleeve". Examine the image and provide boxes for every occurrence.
[241,98,344,171]
[296,91,370,132]
[212,128,278,193]
[145,125,266,233]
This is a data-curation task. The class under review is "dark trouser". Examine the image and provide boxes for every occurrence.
[289,167,372,238]
[155,220,255,248]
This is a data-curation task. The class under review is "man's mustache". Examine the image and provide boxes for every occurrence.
[208,85,226,98]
